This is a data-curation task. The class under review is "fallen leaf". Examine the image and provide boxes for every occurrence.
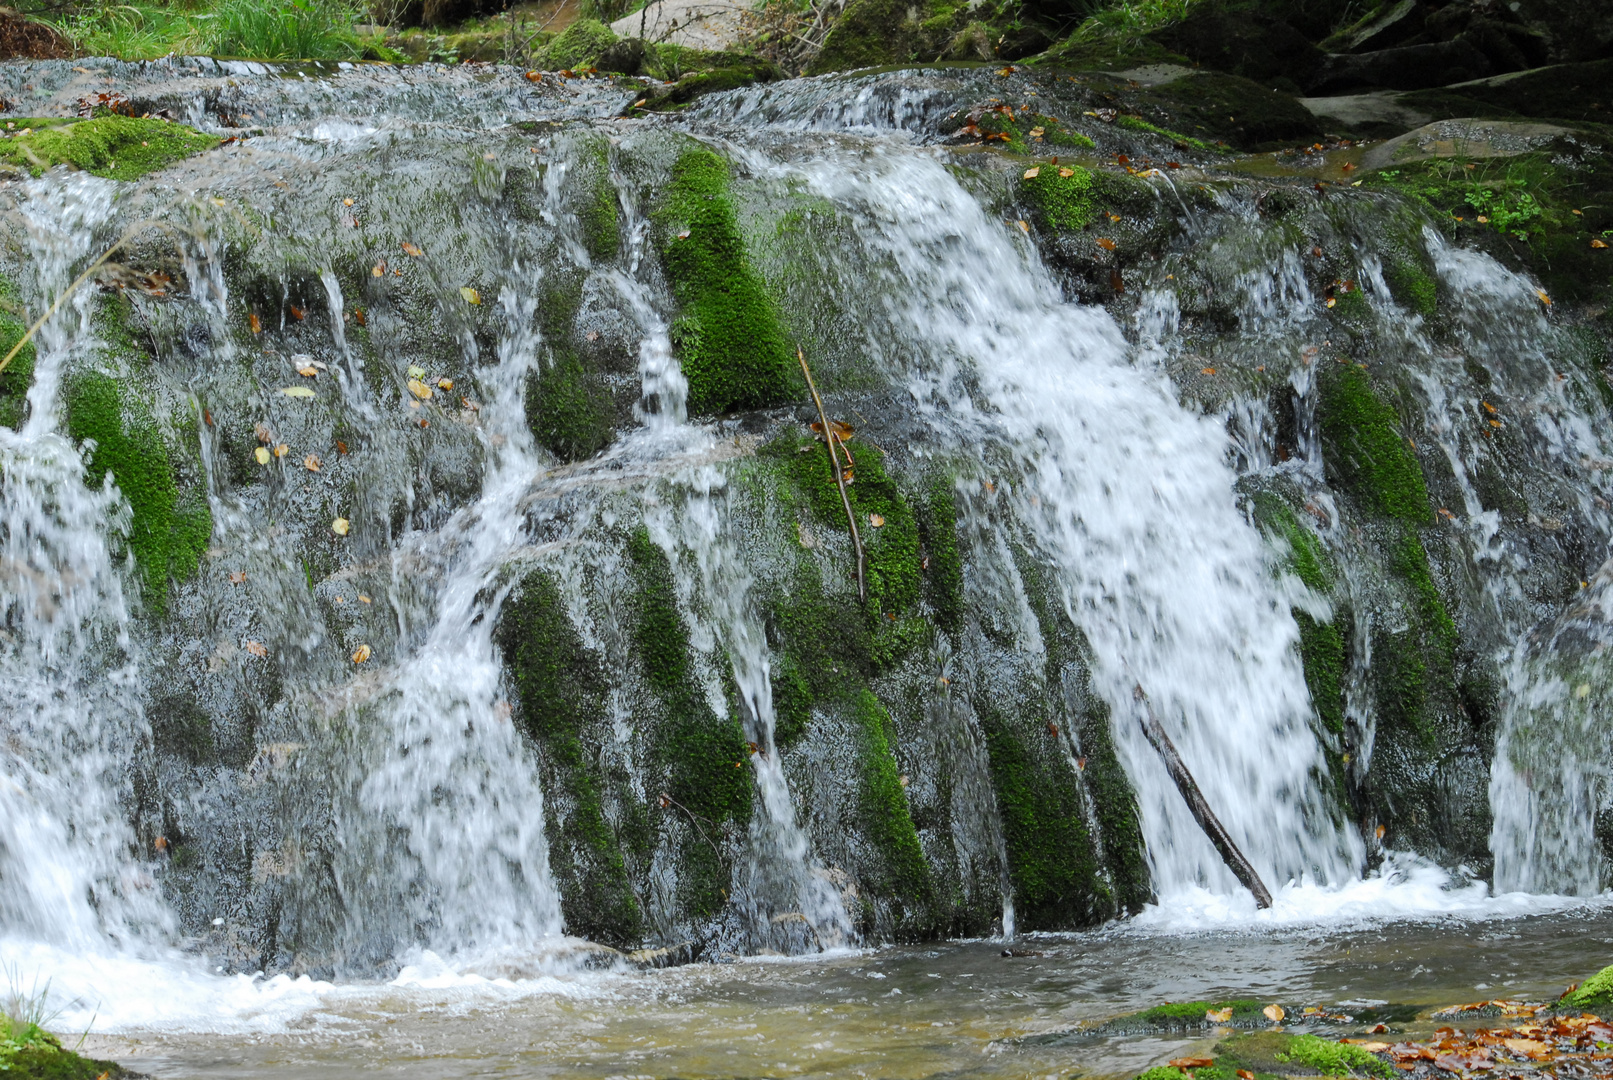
[1477,215,1491,224]
[1076,756,1087,770]
[351,643,371,663]
[281,386,315,398]
[304,454,320,471]
[401,241,423,257]
[1023,166,1041,179]
[358,594,371,603]
[1097,237,1118,251]
[407,378,433,400]
[1594,239,1609,249]
[298,366,318,378]
[1029,126,1045,137]
[336,440,349,454]
[254,446,271,465]
[460,286,480,305]
[1110,269,1125,292]
[1109,214,1121,222]
[1172,1058,1215,1067]
[1059,167,1075,178]
[1375,824,1386,839]
[677,230,691,240]
[1201,367,1217,375]
[1504,1040,1548,1056]
[244,640,268,658]
[228,571,246,584]
[1206,1008,1234,1023]
[1016,220,1030,233]
[1353,1042,1391,1053]
[1264,1004,1286,1022]
[1238,1072,1255,1079]
[437,378,453,390]
[1537,289,1552,306]
[353,308,366,325]
[869,513,885,527]
[343,197,354,206]
[1326,297,1337,308]
[289,305,304,321]
[1046,721,1059,736]
[372,263,385,277]
[249,312,262,334]
[332,517,349,536]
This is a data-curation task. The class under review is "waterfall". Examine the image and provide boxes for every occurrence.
[790,145,1357,903]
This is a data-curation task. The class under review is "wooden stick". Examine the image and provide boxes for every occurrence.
[1133,683,1273,909]
[797,346,864,603]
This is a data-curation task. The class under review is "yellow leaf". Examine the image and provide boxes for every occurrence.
[1536,289,1552,306]
[273,443,290,458]
[460,286,481,305]
[1263,1004,1285,1023]
[407,378,434,400]
[408,365,426,378]
[1325,297,1337,308]
[351,643,372,663]
[1016,220,1029,233]
[869,513,885,527]
[254,446,271,465]
[1593,239,1609,249]
[1206,1008,1233,1023]
[1097,237,1118,251]
[1023,166,1041,179]
[372,263,385,277]
[332,517,349,536]
[1201,367,1217,375]
[249,312,261,334]
[1476,215,1490,224]
[298,366,318,378]
[1029,126,1045,137]
[437,378,454,390]
[1059,167,1075,178]
[281,386,315,398]
[343,198,354,206]
[304,454,320,471]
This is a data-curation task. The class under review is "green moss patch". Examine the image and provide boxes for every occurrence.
[1564,963,1613,1010]
[1020,163,1096,233]
[918,475,964,633]
[1117,114,1213,153]
[1252,493,1346,735]
[1317,364,1431,524]
[1100,999,1267,1033]
[526,348,614,462]
[64,370,211,614]
[496,569,642,947]
[626,528,753,920]
[0,116,217,181]
[852,689,931,907]
[1276,1034,1395,1078]
[654,147,800,416]
[0,1015,137,1078]
[538,17,616,70]
[0,307,35,431]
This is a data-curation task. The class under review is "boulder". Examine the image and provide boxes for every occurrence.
[1359,116,1572,172]
[1310,36,1494,92]
[596,36,649,74]
[1149,6,1326,87]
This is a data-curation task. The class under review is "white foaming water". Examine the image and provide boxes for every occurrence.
[794,145,1359,901]
[0,174,174,952]
[341,264,564,956]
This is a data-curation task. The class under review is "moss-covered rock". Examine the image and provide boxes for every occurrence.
[0,305,34,431]
[807,0,959,73]
[496,568,643,947]
[1318,364,1432,525]
[64,370,211,615]
[851,689,932,910]
[0,116,217,181]
[0,1016,141,1079]
[653,146,801,416]
[537,17,617,70]
[1563,963,1613,1010]
[634,56,786,111]
[1020,163,1097,233]
[626,528,753,921]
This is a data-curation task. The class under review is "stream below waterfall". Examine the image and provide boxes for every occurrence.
[3,49,1613,1080]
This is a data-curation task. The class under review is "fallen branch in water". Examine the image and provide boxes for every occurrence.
[1133,683,1273,909]
[797,345,865,602]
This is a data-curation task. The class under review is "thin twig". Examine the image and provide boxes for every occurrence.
[658,791,723,857]
[797,345,865,603]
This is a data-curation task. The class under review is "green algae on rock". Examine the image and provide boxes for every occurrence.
[0,116,217,181]
[496,568,643,947]
[1020,163,1096,233]
[64,370,212,615]
[654,147,801,416]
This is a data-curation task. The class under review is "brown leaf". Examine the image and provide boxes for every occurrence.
[249,312,262,334]
[1264,1005,1285,1022]
[336,440,350,455]
[869,513,885,527]
[353,308,366,326]
[401,241,423,257]
[289,305,304,321]
[244,640,268,658]
[1201,367,1217,375]
[351,643,372,663]
[228,571,246,584]
[1171,1058,1215,1068]
[407,378,434,400]
[1097,237,1118,251]
[1110,270,1125,293]
[298,366,318,378]
[1023,166,1041,179]
[372,263,385,277]
[304,454,320,471]
[1593,239,1609,249]
[274,443,289,458]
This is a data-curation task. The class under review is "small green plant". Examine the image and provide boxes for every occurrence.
[0,965,65,1072]
[1276,1034,1396,1078]
[1463,185,1543,241]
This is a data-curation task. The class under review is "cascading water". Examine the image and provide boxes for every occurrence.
[2,55,1612,1049]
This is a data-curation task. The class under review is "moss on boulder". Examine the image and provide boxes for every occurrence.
[0,116,217,181]
[538,18,617,70]
[654,147,801,416]
[0,307,35,431]
[496,569,643,947]
[0,1016,141,1079]
[1020,163,1096,233]
[1318,364,1432,524]
[64,370,211,615]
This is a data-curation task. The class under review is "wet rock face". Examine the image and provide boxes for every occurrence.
[3,52,1613,978]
